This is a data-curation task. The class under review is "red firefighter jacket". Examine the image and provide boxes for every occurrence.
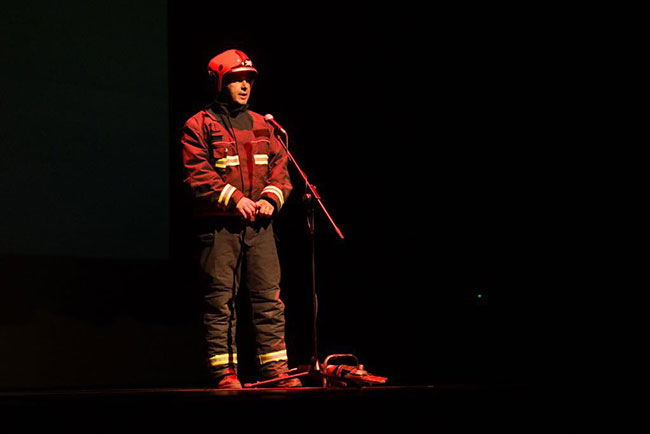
[181,104,292,218]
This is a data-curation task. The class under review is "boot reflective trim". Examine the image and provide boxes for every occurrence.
[209,352,238,367]
[258,349,288,365]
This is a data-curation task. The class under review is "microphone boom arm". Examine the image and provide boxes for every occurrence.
[266,116,344,240]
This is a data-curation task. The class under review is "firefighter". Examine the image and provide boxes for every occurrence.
[181,49,301,389]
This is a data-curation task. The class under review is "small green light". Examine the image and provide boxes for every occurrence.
[477,294,483,298]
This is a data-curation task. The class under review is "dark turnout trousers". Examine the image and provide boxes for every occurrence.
[196,218,289,379]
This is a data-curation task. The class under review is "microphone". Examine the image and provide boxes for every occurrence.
[264,114,287,135]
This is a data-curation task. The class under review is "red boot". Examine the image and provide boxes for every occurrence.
[260,360,302,388]
[215,366,242,389]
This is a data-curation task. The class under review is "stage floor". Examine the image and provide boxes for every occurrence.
[1,384,535,431]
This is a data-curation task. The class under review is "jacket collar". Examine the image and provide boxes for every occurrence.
[208,95,249,118]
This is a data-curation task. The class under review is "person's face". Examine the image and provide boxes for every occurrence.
[224,72,254,105]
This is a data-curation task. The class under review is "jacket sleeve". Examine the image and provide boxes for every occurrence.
[181,116,244,209]
[259,128,293,212]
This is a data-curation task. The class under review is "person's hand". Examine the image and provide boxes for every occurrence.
[236,197,259,221]
[256,199,275,218]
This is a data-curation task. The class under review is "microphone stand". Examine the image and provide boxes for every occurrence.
[244,124,344,388]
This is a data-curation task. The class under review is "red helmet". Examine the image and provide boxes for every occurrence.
[207,49,258,92]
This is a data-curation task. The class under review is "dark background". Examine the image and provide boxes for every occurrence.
[1,2,544,390]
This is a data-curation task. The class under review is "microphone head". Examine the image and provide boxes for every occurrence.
[264,114,274,121]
